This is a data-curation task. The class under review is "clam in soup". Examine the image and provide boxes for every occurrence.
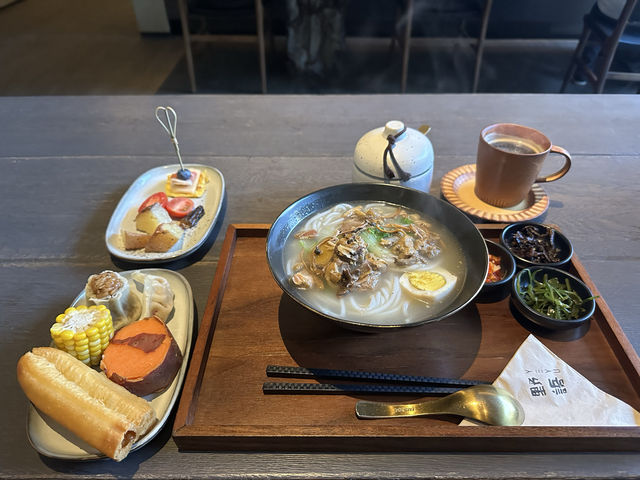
[285,202,466,325]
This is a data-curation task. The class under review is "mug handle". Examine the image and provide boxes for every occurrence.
[535,145,572,183]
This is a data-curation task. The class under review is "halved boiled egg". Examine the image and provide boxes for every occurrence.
[399,268,458,302]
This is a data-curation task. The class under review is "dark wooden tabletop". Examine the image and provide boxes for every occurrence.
[1,94,639,479]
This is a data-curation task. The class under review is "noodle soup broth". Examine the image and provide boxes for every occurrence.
[284,202,467,326]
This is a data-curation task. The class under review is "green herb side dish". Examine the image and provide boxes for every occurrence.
[517,269,596,320]
[511,267,598,330]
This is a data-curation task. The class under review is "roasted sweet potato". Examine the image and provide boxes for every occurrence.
[100,316,182,396]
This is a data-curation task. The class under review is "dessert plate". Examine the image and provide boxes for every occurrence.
[106,164,224,262]
[440,164,549,223]
[26,268,194,461]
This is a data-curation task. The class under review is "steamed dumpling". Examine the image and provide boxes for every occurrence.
[85,270,142,329]
[132,271,175,322]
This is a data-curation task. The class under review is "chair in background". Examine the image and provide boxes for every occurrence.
[561,0,640,93]
[398,0,493,93]
[177,0,268,93]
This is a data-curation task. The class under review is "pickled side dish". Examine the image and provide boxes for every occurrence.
[516,269,594,320]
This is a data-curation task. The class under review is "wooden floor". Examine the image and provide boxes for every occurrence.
[0,0,183,95]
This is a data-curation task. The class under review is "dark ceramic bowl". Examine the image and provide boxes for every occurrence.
[511,266,596,330]
[500,222,573,270]
[266,183,488,331]
[477,240,516,303]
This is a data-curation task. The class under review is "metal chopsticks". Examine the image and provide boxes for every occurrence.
[263,365,489,395]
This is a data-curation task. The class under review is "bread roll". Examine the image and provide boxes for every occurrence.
[17,347,156,461]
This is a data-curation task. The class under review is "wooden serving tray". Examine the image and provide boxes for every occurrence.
[173,224,640,452]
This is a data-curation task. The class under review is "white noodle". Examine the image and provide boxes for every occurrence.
[303,203,352,233]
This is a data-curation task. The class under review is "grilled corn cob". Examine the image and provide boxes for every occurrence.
[50,305,114,366]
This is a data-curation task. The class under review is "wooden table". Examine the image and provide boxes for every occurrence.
[1,94,639,479]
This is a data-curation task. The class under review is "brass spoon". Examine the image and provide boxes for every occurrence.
[355,384,525,426]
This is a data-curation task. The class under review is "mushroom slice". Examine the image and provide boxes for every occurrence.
[291,269,323,290]
[311,237,336,271]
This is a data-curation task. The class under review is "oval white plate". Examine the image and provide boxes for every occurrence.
[26,268,194,461]
[105,164,225,262]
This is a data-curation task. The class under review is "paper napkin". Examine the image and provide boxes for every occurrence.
[462,335,640,426]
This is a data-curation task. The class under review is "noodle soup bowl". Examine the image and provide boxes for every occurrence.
[266,183,489,331]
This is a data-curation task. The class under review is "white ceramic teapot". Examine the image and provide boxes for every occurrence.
[352,120,434,193]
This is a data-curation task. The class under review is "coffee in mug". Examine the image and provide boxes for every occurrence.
[474,123,571,208]
[484,134,544,155]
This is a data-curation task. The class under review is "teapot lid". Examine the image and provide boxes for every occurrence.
[354,121,434,181]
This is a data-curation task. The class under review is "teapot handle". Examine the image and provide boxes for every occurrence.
[383,126,412,182]
[418,124,431,135]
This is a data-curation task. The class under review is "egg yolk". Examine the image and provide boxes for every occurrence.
[407,271,446,291]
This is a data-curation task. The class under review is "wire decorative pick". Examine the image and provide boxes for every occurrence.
[155,106,189,178]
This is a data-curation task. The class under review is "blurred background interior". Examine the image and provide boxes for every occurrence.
[1,0,639,96]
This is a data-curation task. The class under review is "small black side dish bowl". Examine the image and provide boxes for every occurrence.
[511,266,596,330]
[477,240,516,303]
[501,222,573,270]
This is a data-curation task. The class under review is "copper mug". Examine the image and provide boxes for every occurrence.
[474,123,572,208]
